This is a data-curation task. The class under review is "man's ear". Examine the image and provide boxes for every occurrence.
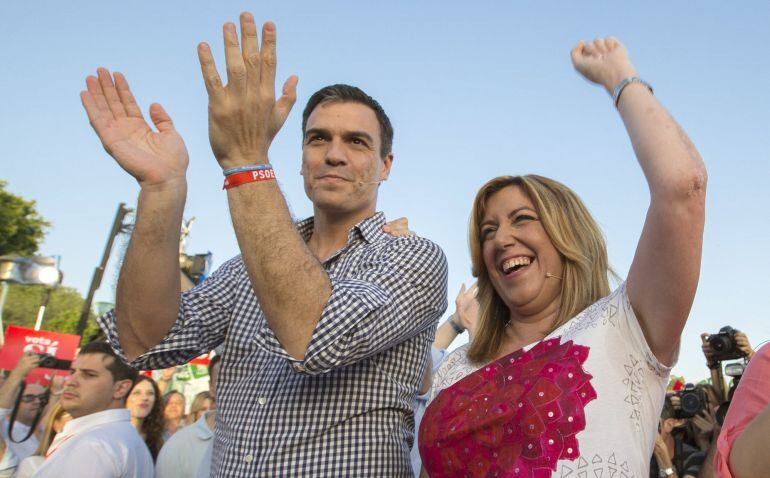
[113,379,134,401]
[380,153,394,182]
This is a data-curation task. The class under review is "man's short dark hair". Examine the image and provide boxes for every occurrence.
[302,84,393,158]
[209,354,222,375]
[78,341,138,385]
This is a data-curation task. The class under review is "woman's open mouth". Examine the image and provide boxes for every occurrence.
[500,256,533,276]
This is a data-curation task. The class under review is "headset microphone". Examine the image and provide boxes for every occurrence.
[358,180,384,186]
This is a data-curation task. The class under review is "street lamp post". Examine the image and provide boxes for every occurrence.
[75,203,133,337]
[0,255,64,341]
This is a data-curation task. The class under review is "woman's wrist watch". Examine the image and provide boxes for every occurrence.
[448,316,465,335]
[659,467,675,477]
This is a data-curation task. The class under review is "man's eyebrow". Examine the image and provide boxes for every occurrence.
[342,131,375,143]
[304,127,329,139]
[75,367,100,374]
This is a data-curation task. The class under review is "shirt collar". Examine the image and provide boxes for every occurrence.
[61,408,130,436]
[296,212,387,246]
[193,410,214,440]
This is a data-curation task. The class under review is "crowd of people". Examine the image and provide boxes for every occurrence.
[0,348,222,477]
[0,9,766,478]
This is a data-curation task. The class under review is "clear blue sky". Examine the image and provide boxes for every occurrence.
[2,1,769,382]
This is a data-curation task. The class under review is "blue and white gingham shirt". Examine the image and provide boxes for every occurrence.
[98,212,448,477]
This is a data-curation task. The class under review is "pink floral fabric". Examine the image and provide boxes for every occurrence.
[419,337,596,477]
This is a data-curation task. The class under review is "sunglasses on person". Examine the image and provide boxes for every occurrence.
[20,393,47,403]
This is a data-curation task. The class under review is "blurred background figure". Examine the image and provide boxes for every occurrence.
[156,354,221,478]
[162,391,186,440]
[651,393,707,478]
[14,402,72,478]
[126,375,165,461]
[0,353,44,463]
[185,391,212,426]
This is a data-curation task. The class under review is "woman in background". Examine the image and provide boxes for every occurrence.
[15,403,72,478]
[127,375,165,461]
[162,390,186,440]
[185,391,213,426]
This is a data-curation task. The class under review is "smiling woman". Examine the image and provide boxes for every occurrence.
[469,175,611,364]
[418,37,707,478]
[126,375,165,461]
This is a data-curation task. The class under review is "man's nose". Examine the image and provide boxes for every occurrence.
[324,138,347,166]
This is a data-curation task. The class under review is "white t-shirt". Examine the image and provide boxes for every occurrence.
[0,408,39,463]
[32,408,153,478]
[428,283,674,478]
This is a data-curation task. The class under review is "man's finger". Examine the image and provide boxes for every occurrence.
[223,22,247,94]
[113,72,144,119]
[97,67,127,119]
[149,103,176,133]
[86,74,111,116]
[240,12,260,81]
[81,90,109,136]
[198,43,224,97]
[274,75,298,126]
[259,21,277,100]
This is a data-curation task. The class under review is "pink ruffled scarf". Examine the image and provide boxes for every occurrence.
[419,337,596,477]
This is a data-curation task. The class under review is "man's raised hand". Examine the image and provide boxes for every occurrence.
[571,37,637,94]
[198,12,298,169]
[80,68,189,188]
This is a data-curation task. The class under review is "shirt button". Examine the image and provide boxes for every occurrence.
[292,363,305,372]
[244,454,254,463]
[257,397,267,406]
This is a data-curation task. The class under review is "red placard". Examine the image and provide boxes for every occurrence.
[189,351,213,366]
[0,326,80,385]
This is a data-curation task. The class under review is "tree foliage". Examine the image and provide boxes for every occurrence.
[0,180,51,256]
[2,284,101,344]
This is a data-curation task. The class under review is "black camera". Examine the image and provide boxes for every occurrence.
[707,326,746,362]
[35,353,72,371]
[672,383,706,419]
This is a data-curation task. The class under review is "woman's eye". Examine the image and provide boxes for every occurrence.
[481,228,495,240]
[514,214,536,224]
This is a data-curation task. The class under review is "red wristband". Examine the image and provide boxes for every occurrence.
[223,168,276,190]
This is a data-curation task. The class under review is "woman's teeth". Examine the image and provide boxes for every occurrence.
[502,257,531,273]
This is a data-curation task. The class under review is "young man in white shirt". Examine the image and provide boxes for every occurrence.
[33,342,153,478]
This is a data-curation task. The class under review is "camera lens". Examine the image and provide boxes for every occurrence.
[709,335,731,352]
[680,393,701,416]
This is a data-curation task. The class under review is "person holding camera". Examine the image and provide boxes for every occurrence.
[700,328,755,402]
[651,397,706,478]
[0,352,46,464]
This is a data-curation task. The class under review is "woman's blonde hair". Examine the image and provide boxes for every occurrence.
[34,402,70,456]
[467,175,613,363]
[186,391,213,425]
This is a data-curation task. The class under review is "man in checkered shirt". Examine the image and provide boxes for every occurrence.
[82,11,448,478]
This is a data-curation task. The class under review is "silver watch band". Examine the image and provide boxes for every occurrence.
[612,76,653,107]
